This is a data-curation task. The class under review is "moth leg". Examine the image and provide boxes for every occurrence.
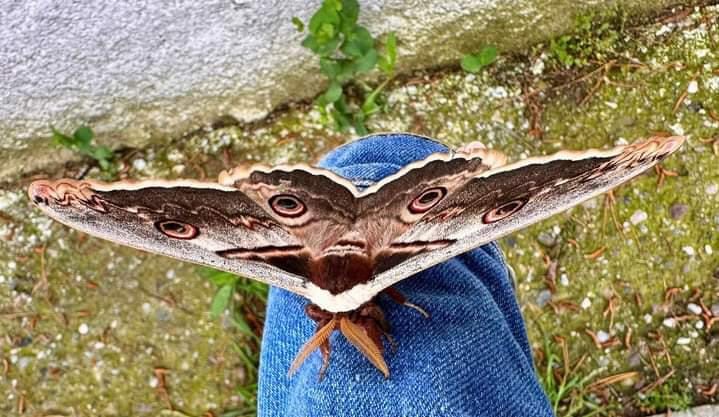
[360,316,386,357]
[306,303,333,322]
[358,303,391,333]
[358,303,397,353]
[383,287,430,318]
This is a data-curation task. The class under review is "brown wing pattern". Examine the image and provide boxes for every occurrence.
[366,135,684,292]
[28,179,311,294]
[28,135,684,311]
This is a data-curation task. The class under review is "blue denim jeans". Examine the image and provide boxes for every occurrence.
[258,134,554,417]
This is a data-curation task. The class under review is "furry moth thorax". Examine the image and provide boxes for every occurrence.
[29,134,685,378]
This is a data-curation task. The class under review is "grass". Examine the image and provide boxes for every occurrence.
[200,268,268,416]
[535,325,612,417]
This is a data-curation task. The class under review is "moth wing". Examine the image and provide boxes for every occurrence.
[28,178,312,295]
[365,135,685,292]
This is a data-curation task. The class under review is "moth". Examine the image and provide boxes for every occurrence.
[28,134,684,378]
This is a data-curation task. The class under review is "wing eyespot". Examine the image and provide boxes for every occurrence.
[408,187,447,214]
[482,198,527,224]
[155,220,199,239]
[269,194,306,218]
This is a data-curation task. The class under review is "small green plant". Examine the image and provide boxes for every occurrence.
[535,331,610,417]
[636,384,693,415]
[200,267,268,335]
[200,267,268,415]
[294,0,397,134]
[51,125,115,173]
[461,45,498,73]
[548,10,626,69]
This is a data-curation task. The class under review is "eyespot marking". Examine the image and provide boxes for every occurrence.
[269,194,306,218]
[482,198,527,224]
[155,220,199,239]
[408,187,446,214]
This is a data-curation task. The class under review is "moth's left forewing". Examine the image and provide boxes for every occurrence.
[369,135,685,291]
[28,179,311,295]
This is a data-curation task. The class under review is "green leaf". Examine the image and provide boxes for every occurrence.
[319,57,341,79]
[303,34,342,56]
[325,0,342,11]
[338,0,359,33]
[90,145,113,161]
[361,98,379,116]
[334,60,357,82]
[317,22,336,42]
[377,32,397,75]
[353,113,368,135]
[550,38,573,67]
[73,126,94,144]
[308,2,340,36]
[324,82,343,103]
[461,46,498,73]
[353,48,377,73]
[341,26,373,57]
[460,55,482,73]
[209,284,234,319]
[199,267,238,287]
[477,45,498,66]
[291,16,305,32]
[51,127,74,148]
[329,100,352,132]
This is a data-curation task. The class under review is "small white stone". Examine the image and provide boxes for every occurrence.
[596,330,610,343]
[630,210,648,225]
[142,302,152,314]
[149,377,159,388]
[560,273,569,287]
[706,184,718,195]
[670,123,685,136]
[676,337,691,345]
[707,76,719,92]
[682,246,695,256]
[644,314,653,324]
[530,58,545,75]
[132,158,147,171]
[694,48,710,58]
[78,323,89,335]
[687,303,702,315]
[687,80,699,94]
[663,318,676,328]
[695,320,704,329]
[581,298,592,310]
[705,245,713,255]
[605,101,618,109]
